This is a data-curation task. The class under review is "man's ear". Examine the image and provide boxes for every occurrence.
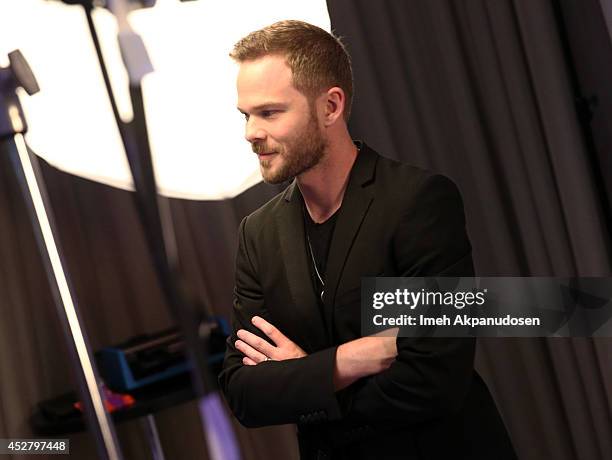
[323,87,345,126]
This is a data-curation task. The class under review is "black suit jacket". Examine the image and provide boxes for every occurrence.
[219,143,516,459]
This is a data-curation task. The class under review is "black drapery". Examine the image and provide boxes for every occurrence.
[556,0,612,235]
[327,0,612,459]
[1,1,612,459]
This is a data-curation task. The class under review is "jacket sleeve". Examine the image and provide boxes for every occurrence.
[218,216,343,428]
[338,174,476,424]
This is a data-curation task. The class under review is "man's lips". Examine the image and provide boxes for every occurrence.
[257,151,277,157]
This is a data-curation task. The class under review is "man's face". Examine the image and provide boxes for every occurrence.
[237,55,327,184]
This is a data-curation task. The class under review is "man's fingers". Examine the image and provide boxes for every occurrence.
[243,357,257,366]
[237,328,276,357]
[371,327,399,337]
[235,339,268,363]
[251,316,288,345]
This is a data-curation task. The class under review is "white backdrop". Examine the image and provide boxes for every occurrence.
[0,0,330,199]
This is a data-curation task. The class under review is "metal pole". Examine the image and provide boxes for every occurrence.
[81,2,241,458]
[1,50,123,460]
[141,415,166,460]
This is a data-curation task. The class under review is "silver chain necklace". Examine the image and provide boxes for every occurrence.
[306,229,325,301]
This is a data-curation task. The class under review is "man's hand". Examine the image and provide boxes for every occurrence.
[235,316,397,391]
[236,316,307,365]
[334,329,399,391]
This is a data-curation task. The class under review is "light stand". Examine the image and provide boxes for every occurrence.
[0,50,124,460]
[75,1,242,459]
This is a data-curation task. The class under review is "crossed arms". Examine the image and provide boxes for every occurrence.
[218,175,476,428]
[235,315,398,391]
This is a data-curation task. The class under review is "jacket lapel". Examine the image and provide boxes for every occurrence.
[277,182,329,350]
[322,145,377,339]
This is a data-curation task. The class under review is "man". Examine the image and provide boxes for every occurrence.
[219,20,515,460]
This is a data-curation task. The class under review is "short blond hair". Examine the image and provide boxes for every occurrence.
[230,20,353,121]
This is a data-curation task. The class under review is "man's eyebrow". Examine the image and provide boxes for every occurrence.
[237,103,287,114]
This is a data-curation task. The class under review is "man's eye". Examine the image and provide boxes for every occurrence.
[261,110,277,118]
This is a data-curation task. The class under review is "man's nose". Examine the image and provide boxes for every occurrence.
[245,117,266,143]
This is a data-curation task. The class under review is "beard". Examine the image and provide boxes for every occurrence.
[252,111,327,184]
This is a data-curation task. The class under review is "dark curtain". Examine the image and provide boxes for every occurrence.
[327,0,612,459]
[555,0,612,239]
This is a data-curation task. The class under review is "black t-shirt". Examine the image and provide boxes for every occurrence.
[303,205,340,319]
